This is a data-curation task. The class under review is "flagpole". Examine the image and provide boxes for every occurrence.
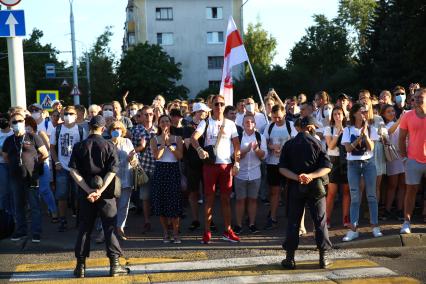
[246,59,268,120]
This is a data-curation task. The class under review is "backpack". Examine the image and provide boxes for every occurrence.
[268,120,292,138]
[55,124,84,154]
[238,129,262,146]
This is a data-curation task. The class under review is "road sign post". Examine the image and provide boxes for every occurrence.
[0,3,26,108]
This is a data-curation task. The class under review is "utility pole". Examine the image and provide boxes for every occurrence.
[69,0,80,105]
[86,52,91,106]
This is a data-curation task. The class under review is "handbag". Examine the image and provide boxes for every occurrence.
[381,136,401,162]
[133,164,149,189]
[202,121,225,165]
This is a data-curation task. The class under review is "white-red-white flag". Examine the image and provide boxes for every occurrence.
[219,16,249,106]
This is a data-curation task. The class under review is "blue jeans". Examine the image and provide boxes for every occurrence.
[0,163,13,214]
[10,177,42,235]
[117,187,132,229]
[347,159,378,227]
[39,162,58,214]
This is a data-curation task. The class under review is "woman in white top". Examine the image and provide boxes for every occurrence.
[341,103,383,242]
[324,106,350,229]
[151,114,183,244]
[380,104,405,221]
[109,121,137,240]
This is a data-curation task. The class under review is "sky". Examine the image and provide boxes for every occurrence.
[10,0,339,66]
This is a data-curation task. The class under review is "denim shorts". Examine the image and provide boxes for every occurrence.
[405,158,426,185]
[55,169,77,200]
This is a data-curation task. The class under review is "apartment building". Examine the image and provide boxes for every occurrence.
[123,0,242,98]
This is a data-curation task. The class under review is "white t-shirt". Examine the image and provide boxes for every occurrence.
[236,131,268,181]
[0,129,13,163]
[323,126,341,157]
[263,121,297,165]
[50,124,87,171]
[236,112,268,134]
[196,117,238,164]
[37,119,54,136]
[341,125,379,161]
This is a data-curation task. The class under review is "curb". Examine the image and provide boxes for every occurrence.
[334,233,425,249]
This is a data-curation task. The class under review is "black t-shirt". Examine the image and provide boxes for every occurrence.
[2,133,44,179]
[183,121,202,168]
[69,134,119,199]
[171,126,184,137]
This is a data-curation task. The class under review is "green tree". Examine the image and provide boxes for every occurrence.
[117,42,188,104]
[337,0,377,51]
[244,21,277,74]
[78,26,118,106]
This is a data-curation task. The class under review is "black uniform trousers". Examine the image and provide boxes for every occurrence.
[75,195,123,258]
[283,183,332,252]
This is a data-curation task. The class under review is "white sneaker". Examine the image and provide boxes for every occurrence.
[342,230,359,242]
[400,221,411,234]
[372,227,383,238]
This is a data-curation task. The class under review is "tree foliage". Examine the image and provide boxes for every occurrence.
[117,42,188,104]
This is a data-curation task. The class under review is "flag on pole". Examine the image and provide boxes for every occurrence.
[220,16,249,106]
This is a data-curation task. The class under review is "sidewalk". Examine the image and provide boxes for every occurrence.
[1,198,425,253]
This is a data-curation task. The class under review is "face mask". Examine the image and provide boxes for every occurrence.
[129,109,138,117]
[245,104,255,113]
[323,108,331,118]
[111,130,122,138]
[395,94,406,105]
[64,115,76,124]
[12,122,25,133]
[31,112,41,120]
[103,110,113,118]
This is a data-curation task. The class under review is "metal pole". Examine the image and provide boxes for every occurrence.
[70,0,80,105]
[247,59,267,120]
[6,5,26,108]
[86,52,91,106]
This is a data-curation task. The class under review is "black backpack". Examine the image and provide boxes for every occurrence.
[268,120,292,137]
[237,127,262,146]
[0,210,14,240]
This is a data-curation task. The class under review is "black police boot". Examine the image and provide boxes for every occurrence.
[109,256,130,277]
[281,251,296,269]
[319,250,332,269]
[73,257,85,278]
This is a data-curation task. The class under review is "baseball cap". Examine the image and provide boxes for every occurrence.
[337,93,349,101]
[29,103,43,110]
[88,115,106,128]
[52,100,63,106]
[300,116,317,128]
[192,102,211,113]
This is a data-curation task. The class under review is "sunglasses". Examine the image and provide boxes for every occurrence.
[214,102,225,107]
[103,109,113,112]
[11,120,24,124]
[64,112,76,116]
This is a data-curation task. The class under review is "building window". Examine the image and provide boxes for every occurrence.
[207,32,224,44]
[209,80,221,89]
[157,33,174,45]
[156,8,173,20]
[128,33,136,46]
[206,7,223,19]
[208,56,224,69]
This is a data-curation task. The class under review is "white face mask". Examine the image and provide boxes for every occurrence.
[12,122,25,133]
[103,110,113,118]
[323,108,331,118]
[129,109,138,117]
[245,104,255,113]
[31,112,41,120]
[64,115,76,124]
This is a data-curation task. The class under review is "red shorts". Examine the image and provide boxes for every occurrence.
[202,164,233,196]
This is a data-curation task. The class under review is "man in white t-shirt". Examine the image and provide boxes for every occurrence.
[191,95,241,244]
[236,98,268,134]
[50,106,86,232]
[263,104,297,229]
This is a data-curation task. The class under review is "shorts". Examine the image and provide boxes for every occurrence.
[55,169,77,200]
[234,178,261,200]
[139,172,152,201]
[266,164,284,187]
[186,165,203,193]
[203,164,232,196]
[405,158,426,185]
[329,156,348,184]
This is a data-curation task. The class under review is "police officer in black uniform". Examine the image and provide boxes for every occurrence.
[279,116,332,269]
[69,115,129,278]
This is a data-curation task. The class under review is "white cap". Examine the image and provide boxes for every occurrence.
[192,102,211,113]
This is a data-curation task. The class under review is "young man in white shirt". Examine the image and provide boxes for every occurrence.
[236,98,268,134]
[191,95,241,244]
[50,106,86,232]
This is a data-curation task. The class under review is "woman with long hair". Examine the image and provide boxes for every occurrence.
[150,114,184,244]
[324,107,350,228]
[380,104,405,221]
[341,103,383,241]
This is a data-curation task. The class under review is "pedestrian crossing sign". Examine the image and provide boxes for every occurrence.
[36,90,59,111]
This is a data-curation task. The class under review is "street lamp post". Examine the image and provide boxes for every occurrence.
[69,0,80,105]
[240,0,249,40]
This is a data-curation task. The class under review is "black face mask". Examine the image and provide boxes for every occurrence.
[0,118,9,129]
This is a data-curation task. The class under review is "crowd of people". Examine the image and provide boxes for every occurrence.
[0,84,425,247]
